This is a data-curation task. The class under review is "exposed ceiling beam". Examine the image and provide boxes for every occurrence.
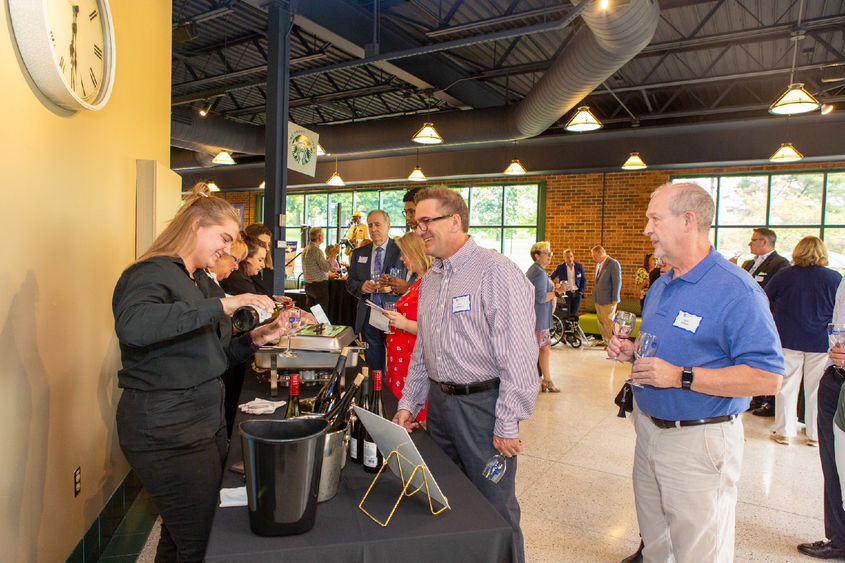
[425,4,569,38]
[173,32,264,60]
[222,83,403,117]
[172,5,234,29]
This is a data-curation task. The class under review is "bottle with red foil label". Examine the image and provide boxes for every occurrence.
[363,370,385,472]
[284,372,301,418]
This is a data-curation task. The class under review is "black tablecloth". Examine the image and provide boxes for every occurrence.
[287,279,357,328]
[205,373,513,562]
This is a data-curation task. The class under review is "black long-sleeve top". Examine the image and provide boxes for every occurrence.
[112,256,253,391]
[220,269,271,297]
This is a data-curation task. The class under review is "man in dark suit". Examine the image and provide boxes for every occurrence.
[741,227,790,417]
[346,210,402,372]
[550,249,586,315]
[591,245,622,345]
[741,227,789,289]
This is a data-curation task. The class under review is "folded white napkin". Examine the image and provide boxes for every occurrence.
[219,486,248,507]
[238,398,287,415]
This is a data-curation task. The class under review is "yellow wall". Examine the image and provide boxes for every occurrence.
[0,1,172,560]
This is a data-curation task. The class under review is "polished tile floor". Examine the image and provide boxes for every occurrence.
[129,343,827,562]
[520,344,826,562]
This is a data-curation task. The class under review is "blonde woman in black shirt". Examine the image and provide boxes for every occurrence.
[112,184,287,562]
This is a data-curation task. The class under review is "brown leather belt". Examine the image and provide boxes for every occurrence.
[649,414,736,429]
[433,378,500,395]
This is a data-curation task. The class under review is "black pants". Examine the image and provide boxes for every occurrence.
[362,317,386,373]
[565,292,582,316]
[819,367,845,548]
[116,380,228,562]
[304,280,330,313]
[426,380,525,563]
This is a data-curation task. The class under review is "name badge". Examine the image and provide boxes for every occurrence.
[673,310,702,333]
[452,295,471,313]
[357,256,369,264]
[754,274,765,282]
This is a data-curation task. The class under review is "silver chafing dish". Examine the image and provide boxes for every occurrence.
[254,324,364,396]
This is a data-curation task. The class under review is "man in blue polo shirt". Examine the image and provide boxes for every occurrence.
[609,182,784,562]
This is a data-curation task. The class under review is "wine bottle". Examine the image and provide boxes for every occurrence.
[284,372,301,418]
[348,367,368,463]
[353,370,371,465]
[363,370,385,473]
[313,347,349,413]
[325,372,365,433]
[232,301,287,332]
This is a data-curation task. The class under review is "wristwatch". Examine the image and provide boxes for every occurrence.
[681,367,694,390]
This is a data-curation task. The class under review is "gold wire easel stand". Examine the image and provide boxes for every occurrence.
[358,449,449,527]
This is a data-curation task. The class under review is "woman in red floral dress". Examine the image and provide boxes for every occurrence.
[383,232,432,422]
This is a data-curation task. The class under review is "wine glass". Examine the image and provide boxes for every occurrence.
[281,309,301,358]
[829,324,845,374]
[482,453,507,484]
[630,331,659,388]
[609,311,636,361]
[384,302,397,334]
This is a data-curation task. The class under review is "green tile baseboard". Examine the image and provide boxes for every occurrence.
[66,469,150,563]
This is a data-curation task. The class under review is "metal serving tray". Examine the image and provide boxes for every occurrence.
[254,325,360,370]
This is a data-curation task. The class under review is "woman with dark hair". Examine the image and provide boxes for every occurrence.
[113,183,287,561]
[244,222,274,294]
[220,233,271,296]
[635,253,657,310]
[767,236,841,446]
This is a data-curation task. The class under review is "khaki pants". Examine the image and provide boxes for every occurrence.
[595,302,617,342]
[775,348,827,440]
[633,412,744,563]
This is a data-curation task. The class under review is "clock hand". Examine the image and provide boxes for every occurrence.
[70,5,79,88]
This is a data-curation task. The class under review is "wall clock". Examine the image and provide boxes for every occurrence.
[9,0,116,111]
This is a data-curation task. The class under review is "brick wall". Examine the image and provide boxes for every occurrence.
[219,159,845,300]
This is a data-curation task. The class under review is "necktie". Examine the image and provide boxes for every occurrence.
[595,263,601,282]
[372,246,384,305]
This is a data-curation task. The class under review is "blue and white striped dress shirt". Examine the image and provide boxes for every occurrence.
[397,237,539,438]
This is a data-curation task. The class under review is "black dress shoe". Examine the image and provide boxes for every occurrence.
[798,539,845,559]
[752,403,775,417]
[620,540,644,563]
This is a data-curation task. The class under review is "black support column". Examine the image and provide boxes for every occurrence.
[264,1,292,295]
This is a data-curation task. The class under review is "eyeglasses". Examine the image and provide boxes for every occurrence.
[414,214,453,232]
[541,251,554,256]
[402,208,416,217]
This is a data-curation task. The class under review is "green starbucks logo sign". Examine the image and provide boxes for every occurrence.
[290,132,314,165]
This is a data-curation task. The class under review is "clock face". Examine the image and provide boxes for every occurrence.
[46,0,106,103]
[10,0,116,111]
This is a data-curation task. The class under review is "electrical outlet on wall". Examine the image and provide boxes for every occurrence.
[74,467,81,497]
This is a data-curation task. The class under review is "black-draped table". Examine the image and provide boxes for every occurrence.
[287,279,357,328]
[204,372,514,562]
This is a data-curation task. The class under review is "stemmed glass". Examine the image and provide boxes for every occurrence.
[829,323,845,375]
[482,453,507,484]
[281,308,301,358]
[629,331,659,388]
[610,311,636,360]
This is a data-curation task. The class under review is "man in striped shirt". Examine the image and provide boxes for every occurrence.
[393,186,539,563]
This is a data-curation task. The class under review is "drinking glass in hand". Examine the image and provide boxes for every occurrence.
[482,454,507,484]
[384,302,396,334]
[281,309,301,358]
[630,331,658,388]
[829,323,845,374]
[609,311,636,362]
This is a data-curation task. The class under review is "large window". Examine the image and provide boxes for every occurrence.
[261,183,543,278]
[673,171,845,271]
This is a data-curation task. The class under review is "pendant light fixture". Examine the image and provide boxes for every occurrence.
[207,181,220,192]
[198,101,212,117]
[412,123,443,144]
[408,149,426,181]
[212,150,236,165]
[769,142,803,163]
[259,181,265,189]
[504,159,527,175]
[408,167,426,181]
[821,103,834,115]
[621,152,647,170]
[565,106,603,132]
[770,5,819,116]
[316,144,327,156]
[326,157,344,186]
